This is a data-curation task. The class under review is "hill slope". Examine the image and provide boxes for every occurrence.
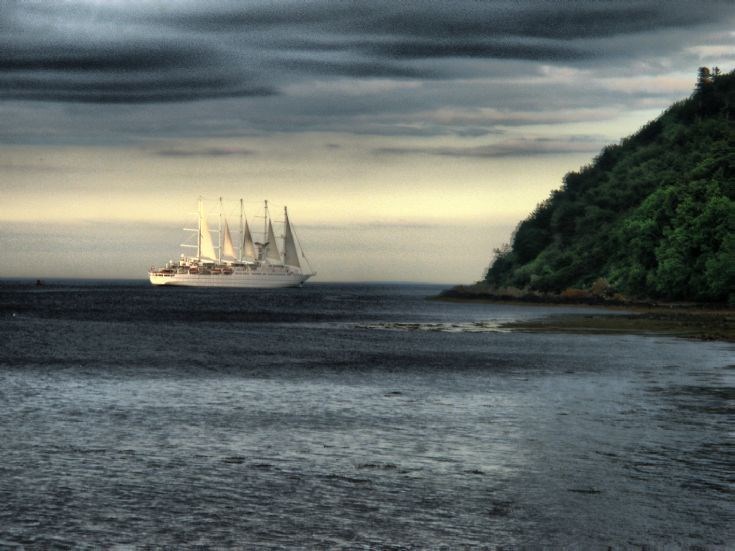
[484,68,735,304]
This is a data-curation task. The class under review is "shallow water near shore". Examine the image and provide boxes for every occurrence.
[0,282,732,547]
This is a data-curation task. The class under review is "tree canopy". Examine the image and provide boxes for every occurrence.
[484,68,735,303]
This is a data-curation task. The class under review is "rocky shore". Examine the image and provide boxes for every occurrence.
[437,283,734,342]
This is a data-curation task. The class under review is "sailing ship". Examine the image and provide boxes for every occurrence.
[149,197,314,288]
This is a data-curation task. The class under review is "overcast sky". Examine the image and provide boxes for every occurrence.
[1,1,734,282]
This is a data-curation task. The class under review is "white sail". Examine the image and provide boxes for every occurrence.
[150,196,314,288]
[222,220,236,259]
[265,219,281,263]
[242,220,256,261]
[200,213,217,260]
[283,207,301,268]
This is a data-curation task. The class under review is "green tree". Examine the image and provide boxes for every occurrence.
[483,68,735,303]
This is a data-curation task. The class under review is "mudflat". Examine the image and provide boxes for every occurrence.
[501,307,734,342]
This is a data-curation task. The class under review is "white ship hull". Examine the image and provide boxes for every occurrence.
[149,269,312,288]
[150,197,314,289]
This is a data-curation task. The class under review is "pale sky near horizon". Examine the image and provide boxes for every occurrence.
[1,1,734,283]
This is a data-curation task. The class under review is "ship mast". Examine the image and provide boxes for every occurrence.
[197,196,202,260]
[218,197,223,263]
[263,200,269,243]
[283,206,288,264]
[239,198,244,262]
[263,200,268,261]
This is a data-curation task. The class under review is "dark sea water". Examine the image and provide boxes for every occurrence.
[0,281,732,548]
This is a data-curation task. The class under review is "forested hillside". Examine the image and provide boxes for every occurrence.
[485,68,735,303]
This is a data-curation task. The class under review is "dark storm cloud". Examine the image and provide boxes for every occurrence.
[1,74,274,104]
[168,1,735,63]
[280,36,587,63]
[374,136,606,159]
[155,147,257,158]
[0,35,275,103]
[170,1,723,41]
[367,39,587,62]
[0,3,274,103]
[279,58,435,79]
[0,42,203,72]
[2,1,733,105]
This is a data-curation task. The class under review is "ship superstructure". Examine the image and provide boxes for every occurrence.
[149,197,314,288]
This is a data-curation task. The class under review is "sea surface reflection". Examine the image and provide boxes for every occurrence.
[0,282,732,547]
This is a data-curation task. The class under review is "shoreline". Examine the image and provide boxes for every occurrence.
[436,286,734,342]
[500,311,734,343]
